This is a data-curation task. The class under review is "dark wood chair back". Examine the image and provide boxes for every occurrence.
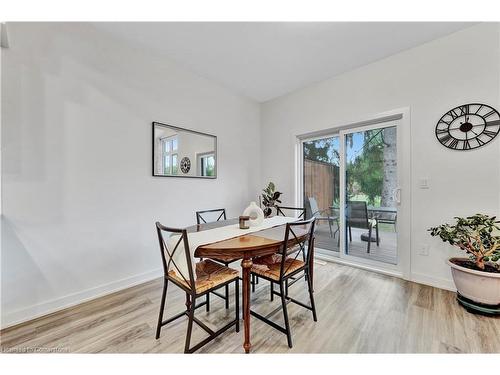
[347,201,370,230]
[196,208,226,224]
[276,206,306,219]
[280,217,316,277]
[155,222,195,291]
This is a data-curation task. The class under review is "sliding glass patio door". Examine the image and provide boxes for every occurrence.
[300,114,408,275]
[341,122,399,265]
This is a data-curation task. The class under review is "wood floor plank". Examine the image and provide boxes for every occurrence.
[1,262,499,353]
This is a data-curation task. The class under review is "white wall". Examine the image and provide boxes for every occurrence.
[260,23,500,290]
[2,22,500,328]
[1,23,261,327]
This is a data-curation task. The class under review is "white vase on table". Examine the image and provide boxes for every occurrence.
[243,201,264,227]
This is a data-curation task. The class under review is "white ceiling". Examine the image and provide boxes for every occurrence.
[94,22,474,102]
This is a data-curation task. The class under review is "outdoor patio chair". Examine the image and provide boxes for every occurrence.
[347,201,379,253]
[374,211,397,231]
[308,197,338,238]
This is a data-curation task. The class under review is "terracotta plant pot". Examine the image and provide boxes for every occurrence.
[448,257,500,305]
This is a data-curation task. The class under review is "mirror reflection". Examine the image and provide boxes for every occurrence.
[153,122,217,178]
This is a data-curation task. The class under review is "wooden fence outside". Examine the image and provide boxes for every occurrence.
[303,159,339,216]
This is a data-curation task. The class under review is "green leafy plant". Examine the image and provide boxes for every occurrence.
[261,182,282,217]
[429,214,500,271]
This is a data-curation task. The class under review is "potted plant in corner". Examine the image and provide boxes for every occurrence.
[429,214,500,314]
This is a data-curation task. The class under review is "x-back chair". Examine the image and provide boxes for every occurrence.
[195,208,241,309]
[250,205,306,293]
[255,205,308,292]
[155,222,239,353]
[196,208,227,225]
[250,218,317,348]
[275,205,306,219]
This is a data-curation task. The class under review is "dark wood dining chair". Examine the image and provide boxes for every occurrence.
[275,205,306,219]
[249,218,317,348]
[195,208,240,309]
[268,205,308,291]
[347,201,379,253]
[196,208,227,224]
[155,222,239,353]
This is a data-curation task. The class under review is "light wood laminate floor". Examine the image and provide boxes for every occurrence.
[1,262,499,353]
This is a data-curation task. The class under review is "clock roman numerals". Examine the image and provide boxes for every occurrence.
[448,109,459,120]
[485,120,500,127]
[482,129,498,139]
[448,138,459,149]
[436,104,499,150]
[438,133,452,144]
[483,110,496,119]
[459,105,469,115]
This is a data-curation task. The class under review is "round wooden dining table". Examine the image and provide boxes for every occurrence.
[187,218,311,353]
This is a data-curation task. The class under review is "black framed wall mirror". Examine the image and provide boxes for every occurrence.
[152,122,217,178]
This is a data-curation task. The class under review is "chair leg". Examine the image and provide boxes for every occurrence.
[252,274,256,293]
[285,278,289,297]
[225,262,230,309]
[328,219,333,237]
[270,281,274,301]
[306,270,318,322]
[184,295,195,353]
[349,225,352,242]
[367,226,372,253]
[225,284,230,309]
[235,279,240,333]
[206,291,210,312]
[279,281,293,348]
[155,278,168,339]
[376,224,380,246]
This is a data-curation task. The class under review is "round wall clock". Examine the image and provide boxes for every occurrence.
[435,103,500,150]
[180,157,191,174]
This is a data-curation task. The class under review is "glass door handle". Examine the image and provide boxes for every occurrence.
[392,187,401,204]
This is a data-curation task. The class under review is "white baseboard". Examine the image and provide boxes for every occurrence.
[315,253,457,292]
[314,252,404,279]
[1,268,163,330]
[410,272,456,292]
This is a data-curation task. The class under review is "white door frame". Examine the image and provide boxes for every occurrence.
[295,107,411,280]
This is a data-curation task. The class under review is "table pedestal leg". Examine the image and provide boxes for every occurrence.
[241,257,253,354]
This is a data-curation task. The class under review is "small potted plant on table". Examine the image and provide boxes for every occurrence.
[429,214,500,315]
[261,182,282,218]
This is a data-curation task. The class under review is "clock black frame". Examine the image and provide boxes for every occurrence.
[180,157,191,174]
[435,103,500,151]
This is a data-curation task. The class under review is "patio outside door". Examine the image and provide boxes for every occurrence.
[341,122,399,266]
[300,113,408,275]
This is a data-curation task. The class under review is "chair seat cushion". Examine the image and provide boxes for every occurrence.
[251,255,305,281]
[168,259,239,294]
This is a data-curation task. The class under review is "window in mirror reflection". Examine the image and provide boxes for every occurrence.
[161,136,178,175]
[199,153,215,177]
